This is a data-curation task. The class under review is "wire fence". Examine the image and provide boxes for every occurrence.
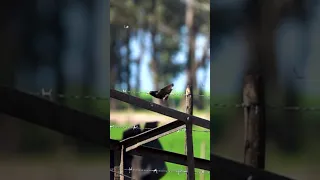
[109,125,210,133]
[118,90,210,98]
[28,88,210,99]
[211,103,320,111]
[110,167,210,175]
[110,169,135,180]
[26,89,320,112]
[25,89,210,179]
[28,89,109,100]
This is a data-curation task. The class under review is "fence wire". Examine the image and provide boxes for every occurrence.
[27,89,320,112]
[29,89,109,100]
[110,125,210,133]
[110,168,210,175]
[211,103,320,111]
[118,90,210,98]
[110,169,136,180]
[28,88,210,100]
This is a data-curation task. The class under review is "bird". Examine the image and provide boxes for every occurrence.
[149,83,174,100]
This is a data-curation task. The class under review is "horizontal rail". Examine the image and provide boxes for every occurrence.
[110,89,210,129]
[111,139,210,171]
[0,86,109,147]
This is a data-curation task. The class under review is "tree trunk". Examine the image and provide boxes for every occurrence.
[110,36,118,109]
[135,32,145,93]
[125,30,131,92]
[185,0,197,90]
[149,0,167,106]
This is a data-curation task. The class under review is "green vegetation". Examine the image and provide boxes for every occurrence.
[111,122,210,180]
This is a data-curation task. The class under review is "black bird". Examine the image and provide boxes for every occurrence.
[149,83,174,100]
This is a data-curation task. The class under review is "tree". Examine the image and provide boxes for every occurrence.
[110,0,210,108]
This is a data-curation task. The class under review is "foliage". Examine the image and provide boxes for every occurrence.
[110,0,210,108]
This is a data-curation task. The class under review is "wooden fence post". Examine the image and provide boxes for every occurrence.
[114,145,125,180]
[113,150,120,180]
[185,85,195,180]
[243,74,266,169]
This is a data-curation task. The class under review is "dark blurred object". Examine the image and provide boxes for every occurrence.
[123,124,142,180]
[110,122,167,180]
[141,121,167,180]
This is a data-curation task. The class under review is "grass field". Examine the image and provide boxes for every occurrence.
[111,122,210,180]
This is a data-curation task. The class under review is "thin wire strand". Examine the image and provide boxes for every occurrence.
[110,169,135,179]
[28,88,210,100]
[110,168,210,175]
[29,91,109,100]
[28,89,320,111]
[118,90,210,98]
[110,125,210,133]
[211,103,320,111]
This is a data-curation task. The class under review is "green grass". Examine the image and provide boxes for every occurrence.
[111,122,210,180]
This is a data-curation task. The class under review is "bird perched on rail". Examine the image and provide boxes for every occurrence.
[149,83,174,100]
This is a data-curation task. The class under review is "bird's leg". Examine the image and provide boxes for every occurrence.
[163,94,169,100]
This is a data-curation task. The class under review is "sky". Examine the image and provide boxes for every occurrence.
[121,28,210,93]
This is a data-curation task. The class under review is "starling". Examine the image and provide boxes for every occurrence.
[149,83,174,100]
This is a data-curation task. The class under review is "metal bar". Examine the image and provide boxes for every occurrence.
[110,89,210,129]
[111,139,209,170]
[0,86,109,147]
[120,120,185,152]
[211,154,294,180]
[130,145,210,171]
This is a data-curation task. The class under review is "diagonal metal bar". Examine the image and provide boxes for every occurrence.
[120,120,185,152]
[0,86,109,147]
[211,154,294,180]
[110,89,210,129]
